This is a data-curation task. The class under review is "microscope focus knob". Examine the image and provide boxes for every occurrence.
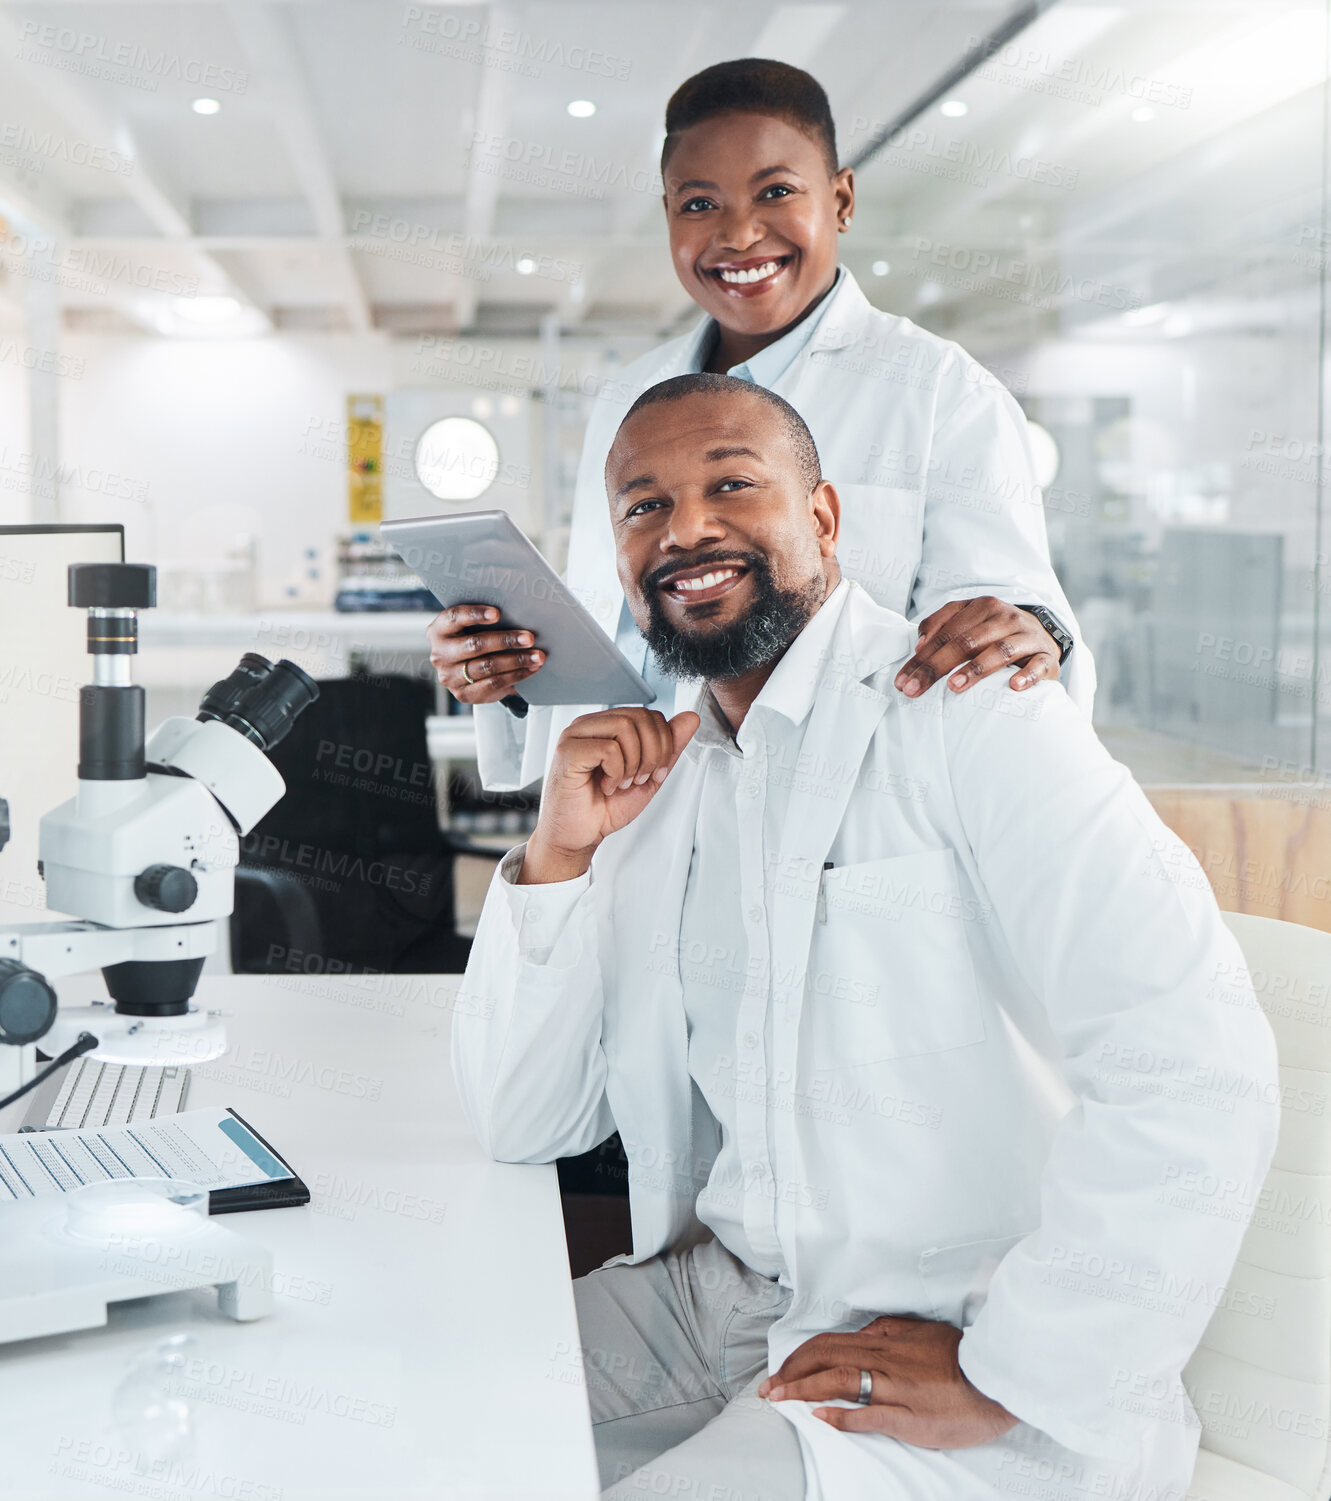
[134,864,198,914]
[0,960,57,1046]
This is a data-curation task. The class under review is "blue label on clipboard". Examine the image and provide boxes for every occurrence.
[218,1117,291,1180]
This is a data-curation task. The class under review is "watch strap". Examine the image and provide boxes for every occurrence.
[1015,603,1074,666]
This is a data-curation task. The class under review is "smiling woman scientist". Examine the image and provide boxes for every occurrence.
[429,57,1093,789]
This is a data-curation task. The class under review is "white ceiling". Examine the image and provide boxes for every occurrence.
[0,0,1323,347]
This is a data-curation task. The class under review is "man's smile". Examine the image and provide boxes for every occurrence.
[656,561,751,606]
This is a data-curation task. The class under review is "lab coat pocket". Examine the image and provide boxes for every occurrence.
[832,483,925,617]
[805,848,986,1067]
[918,1232,1031,1327]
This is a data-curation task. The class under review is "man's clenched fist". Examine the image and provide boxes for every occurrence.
[519,707,700,885]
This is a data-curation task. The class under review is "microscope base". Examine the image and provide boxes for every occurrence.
[0,1198,272,1344]
[46,1003,227,1066]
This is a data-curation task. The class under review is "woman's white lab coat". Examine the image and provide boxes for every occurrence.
[475,268,1094,791]
[454,583,1278,1500]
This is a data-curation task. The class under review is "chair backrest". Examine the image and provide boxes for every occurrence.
[251,673,442,856]
[232,673,470,973]
[1181,912,1331,1497]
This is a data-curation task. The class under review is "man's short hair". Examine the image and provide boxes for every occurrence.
[619,373,823,495]
[661,59,839,178]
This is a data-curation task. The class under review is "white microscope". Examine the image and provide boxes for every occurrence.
[0,561,319,1110]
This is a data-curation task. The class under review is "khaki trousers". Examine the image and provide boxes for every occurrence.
[573,1235,807,1501]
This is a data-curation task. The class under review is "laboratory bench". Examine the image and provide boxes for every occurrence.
[0,974,599,1501]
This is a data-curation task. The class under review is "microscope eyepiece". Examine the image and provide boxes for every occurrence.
[197,656,319,752]
[197,653,277,726]
[233,659,320,751]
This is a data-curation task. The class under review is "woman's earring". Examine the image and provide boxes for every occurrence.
[841,216,852,228]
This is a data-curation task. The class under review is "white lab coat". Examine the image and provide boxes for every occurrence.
[453,582,1279,1501]
[475,268,1093,791]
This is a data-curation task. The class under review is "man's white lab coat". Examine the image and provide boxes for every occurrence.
[475,267,1093,792]
[453,582,1279,1500]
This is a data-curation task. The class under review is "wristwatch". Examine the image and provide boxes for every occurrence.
[1015,604,1074,666]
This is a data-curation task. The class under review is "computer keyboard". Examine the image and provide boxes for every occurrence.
[19,1057,191,1131]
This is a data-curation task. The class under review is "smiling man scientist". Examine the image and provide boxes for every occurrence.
[451,374,1279,1501]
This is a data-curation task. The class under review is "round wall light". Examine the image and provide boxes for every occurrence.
[414,416,500,502]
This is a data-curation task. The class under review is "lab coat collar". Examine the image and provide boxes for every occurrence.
[727,267,848,386]
[835,573,919,681]
[686,580,912,759]
[803,264,872,357]
[671,314,715,380]
[674,262,866,383]
[691,578,853,753]
[754,576,853,725]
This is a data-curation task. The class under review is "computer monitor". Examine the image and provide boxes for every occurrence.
[0,525,124,925]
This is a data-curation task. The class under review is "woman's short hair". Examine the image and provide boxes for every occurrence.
[662,58,839,177]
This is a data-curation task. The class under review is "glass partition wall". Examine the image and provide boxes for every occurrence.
[848,0,1331,784]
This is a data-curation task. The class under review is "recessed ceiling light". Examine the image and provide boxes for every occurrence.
[175,294,242,323]
[567,100,596,118]
[871,260,890,277]
[940,99,968,117]
[192,98,221,116]
[1131,106,1155,122]
[516,256,536,275]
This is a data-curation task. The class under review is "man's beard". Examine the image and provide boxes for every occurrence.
[639,550,826,682]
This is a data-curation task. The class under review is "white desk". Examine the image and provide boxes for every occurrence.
[0,975,600,1501]
[133,610,437,724]
[426,714,479,763]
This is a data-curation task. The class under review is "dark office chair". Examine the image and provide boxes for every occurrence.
[557,1138,633,1276]
[230,672,501,975]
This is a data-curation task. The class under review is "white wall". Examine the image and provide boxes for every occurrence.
[58,331,393,596]
[29,327,656,595]
[0,345,30,527]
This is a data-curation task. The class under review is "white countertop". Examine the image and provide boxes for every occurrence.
[427,714,479,760]
[140,610,438,648]
[0,974,599,1501]
[136,611,436,689]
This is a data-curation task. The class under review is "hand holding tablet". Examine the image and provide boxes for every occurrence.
[427,600,547,704]
[381,510,656,709]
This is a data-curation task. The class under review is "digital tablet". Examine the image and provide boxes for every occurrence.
[380,510,655,707]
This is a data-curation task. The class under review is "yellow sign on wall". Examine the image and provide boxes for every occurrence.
[347,394,384,524]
